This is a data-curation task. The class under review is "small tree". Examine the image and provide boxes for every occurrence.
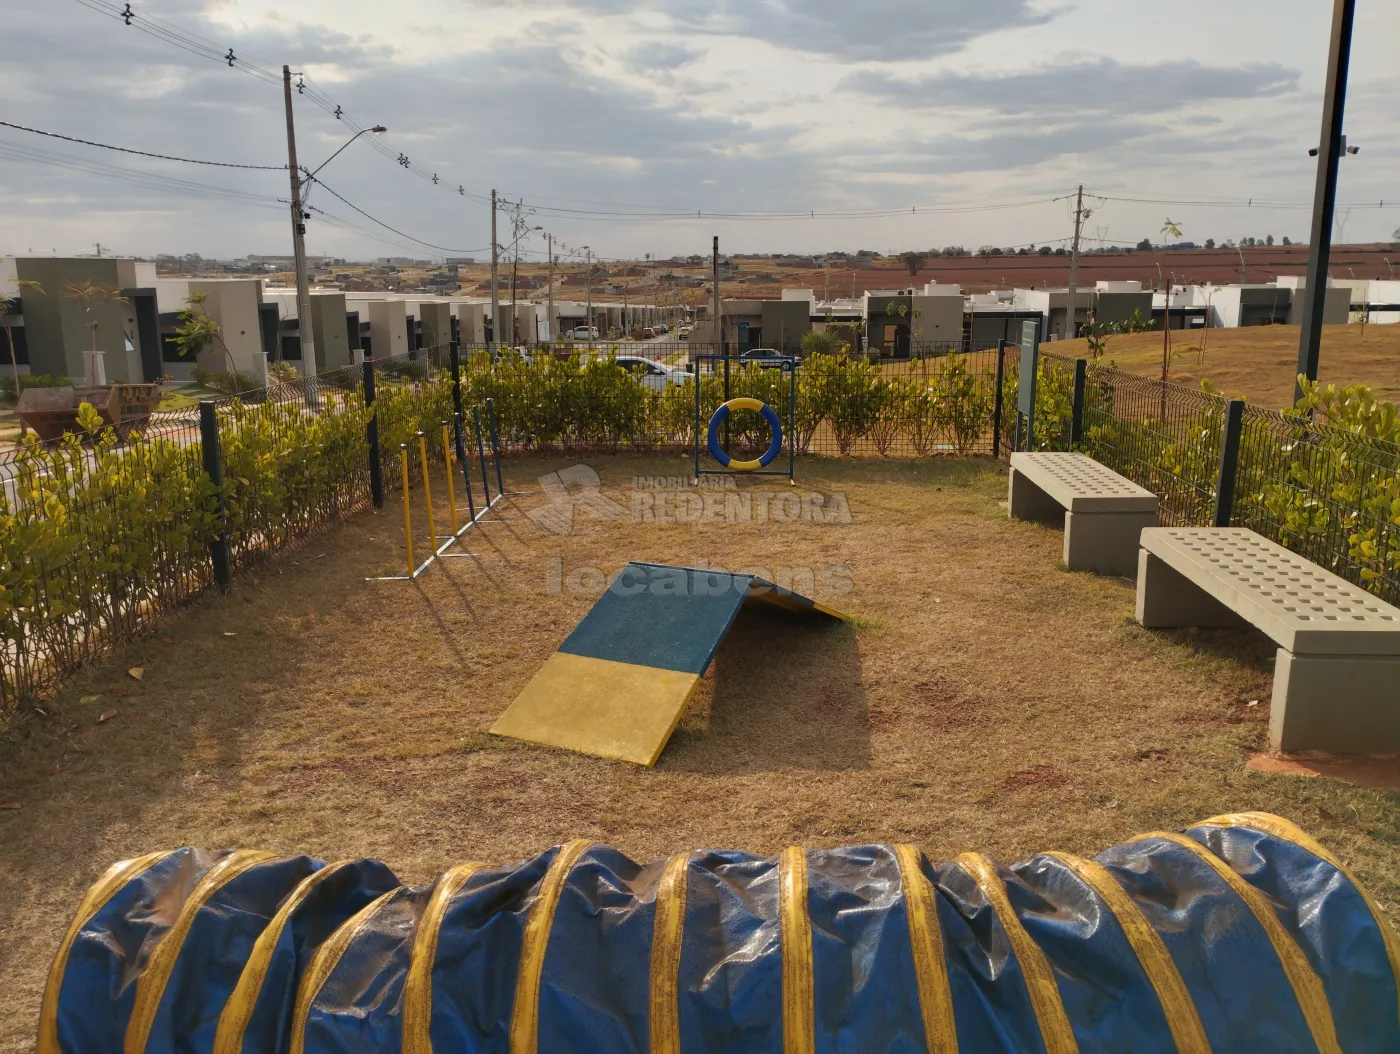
[171,292,239,374]
[898,251,926,277]
[64,281,129,385]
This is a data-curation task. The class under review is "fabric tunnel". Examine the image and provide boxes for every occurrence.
[39,811,1400,1054]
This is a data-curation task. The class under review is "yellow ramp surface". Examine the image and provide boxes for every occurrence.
[491,652,702,767]
[490,562,846,767]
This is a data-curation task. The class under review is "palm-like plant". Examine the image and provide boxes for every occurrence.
[64,280,129,385]
[1,279,45,412]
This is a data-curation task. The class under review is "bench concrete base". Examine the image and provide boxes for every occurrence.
[1136,551,1247,628]
[1009,468,1152,577]
[1271,651,1400,753]
[1065,511,1158,578]
[1137,547,1400,754]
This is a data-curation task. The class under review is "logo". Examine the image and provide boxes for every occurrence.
[526,464,629,536]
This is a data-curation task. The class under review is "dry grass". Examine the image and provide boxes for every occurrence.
[2,455,1399,1052]
[1055,323,1400,409]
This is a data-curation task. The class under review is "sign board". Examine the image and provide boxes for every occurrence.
[1017,319,1039,450]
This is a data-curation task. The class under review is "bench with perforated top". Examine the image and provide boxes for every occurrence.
[1137,527,1400,753]
[1007,452,1158,576]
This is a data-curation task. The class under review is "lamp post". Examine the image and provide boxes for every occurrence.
[281,69,385,379]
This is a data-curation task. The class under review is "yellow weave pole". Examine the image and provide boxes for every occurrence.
[441,422,459,537]
[417,431,438,555]
[399,444,414,578]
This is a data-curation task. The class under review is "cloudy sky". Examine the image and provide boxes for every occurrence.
[3,0,1397,262]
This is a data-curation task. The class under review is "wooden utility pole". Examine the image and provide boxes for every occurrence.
[489,189,499,351]
[283,65,316,376]
[546,233,554,343]
[1296,0,1356,404]
[585,246,593,350]
[1065,183,1085,341]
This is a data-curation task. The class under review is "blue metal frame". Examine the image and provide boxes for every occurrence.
[693,354,797,481]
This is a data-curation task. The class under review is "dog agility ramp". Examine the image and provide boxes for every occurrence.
[490,561,847,766]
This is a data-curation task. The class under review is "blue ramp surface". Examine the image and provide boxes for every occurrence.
[491,562,847,766]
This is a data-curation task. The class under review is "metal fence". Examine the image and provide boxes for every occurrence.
[1039,351,1400,607]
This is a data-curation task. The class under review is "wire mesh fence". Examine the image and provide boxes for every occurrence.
[1036,350,1400,606]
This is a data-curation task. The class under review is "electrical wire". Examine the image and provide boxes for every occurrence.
[304,175,488,255]
[0,138,284,210]
[0,118,284,169]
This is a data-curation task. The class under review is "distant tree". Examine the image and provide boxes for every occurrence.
[898,251,926,276]
[977,245,995,259]
[1,279,45,412]
[1282,236,1292,246]
[990,247,1004,256]
[64,280,129,384]
[1038,245,1053,256]
[1205,238,1216,249]
[1160,217,1183,244]
[1054,247,1069,256]
[1265,234,1275,246]
[1017,247,1029,256]
[1136,238,1153,250]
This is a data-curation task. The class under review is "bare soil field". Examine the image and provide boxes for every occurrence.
[1,455,1398,1051]
[1052,323,1400,409]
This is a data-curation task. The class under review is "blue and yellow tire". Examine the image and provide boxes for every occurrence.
[706,397,783,472]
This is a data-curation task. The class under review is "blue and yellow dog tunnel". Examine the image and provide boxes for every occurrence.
[39,812,1400,1054]
[707,398,784,472]
[490,561,847,766]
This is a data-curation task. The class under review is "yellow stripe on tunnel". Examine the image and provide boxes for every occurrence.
[1196,810,1400,1035]
[125,850,276,1054]
[893,845,957,1054]
[510,840,594,1054]
[1045,853,1210,1054]
[403,862,488,1054]
[649,852,691,1054]
[214,861,358,1054]
[779,847,815,1054]
[954,853,1077,1054]
[490,652,702,767]
[1143,832,1341,1054]
[722,397,766,413]
[38,851,171,1054]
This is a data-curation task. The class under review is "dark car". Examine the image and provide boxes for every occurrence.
[737,348,796,369]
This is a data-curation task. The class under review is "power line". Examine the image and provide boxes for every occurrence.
[0,119,284,169]
[303,176,488,255]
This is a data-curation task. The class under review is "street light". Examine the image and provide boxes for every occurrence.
[306,126,387,184]
[282,107,386,382]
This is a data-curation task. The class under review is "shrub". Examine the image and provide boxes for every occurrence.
[0,373,70,405]
[192,366,262,397]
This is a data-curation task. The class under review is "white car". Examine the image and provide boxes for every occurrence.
[571,326,600,340]
[614,355,689,391]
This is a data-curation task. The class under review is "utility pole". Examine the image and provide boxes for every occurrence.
[585,247,593,350]
[1296,0,1356,405]
[1065,183,1086,341]
[823,255,830,304]
[489,189,499,352]
[547,233,554,343]
[283,66,317,378]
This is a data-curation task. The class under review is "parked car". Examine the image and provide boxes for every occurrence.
[614,355,690,391]
[738,348,795,368]
[678,325,692,339]
[655,322,669,334]
[570,326,600,340]
[641,327,656,339]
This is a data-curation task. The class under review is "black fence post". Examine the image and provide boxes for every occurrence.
[1214,398,1246,527]
[364,359,384,509]
[448,340,470,473]
[198,401,231,590]
[1070,358,1087,447]
[992,339,1007,458]
[486,397,504,495]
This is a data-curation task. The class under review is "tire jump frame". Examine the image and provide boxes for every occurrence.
[40,812,1400,1054]
[368,400,504,582]
[693,354,796,483]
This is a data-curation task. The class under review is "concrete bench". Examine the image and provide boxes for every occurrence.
[1008,452,1158,576]
[1137,528,1400,754]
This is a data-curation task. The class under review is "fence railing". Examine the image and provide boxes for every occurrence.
[1037,351,1400,607]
